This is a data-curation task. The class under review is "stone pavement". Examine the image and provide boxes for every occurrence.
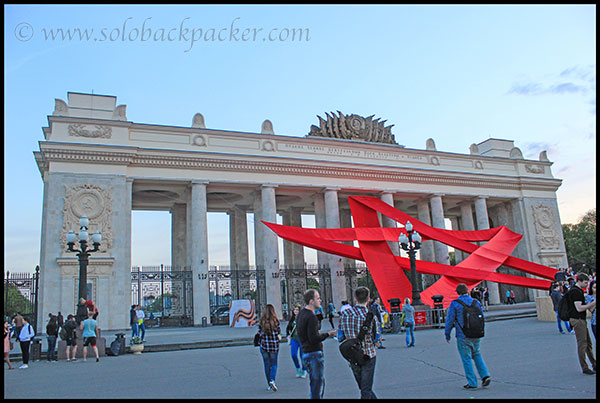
[4,314,596,399]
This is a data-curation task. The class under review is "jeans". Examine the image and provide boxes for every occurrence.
[131,323,139,338]
[260,348,278,383]
[456,337,490,387]
[405,321,415,346]
[555,311,572,333]
[350,355,377,399]
[591,324,596,340]
[20,341,31,365]
[302,350,325,399]
[46,335,57,361]
[290,338,306,370]
[138,322,146,340]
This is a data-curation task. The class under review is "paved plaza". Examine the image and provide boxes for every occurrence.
[4,316,596,399]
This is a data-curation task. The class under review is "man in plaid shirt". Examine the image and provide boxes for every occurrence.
[338,286,381,399]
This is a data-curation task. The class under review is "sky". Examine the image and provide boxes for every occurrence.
[4,4,596,274]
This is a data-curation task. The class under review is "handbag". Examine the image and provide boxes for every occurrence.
[253,331,261,347]
[339,310,375,366]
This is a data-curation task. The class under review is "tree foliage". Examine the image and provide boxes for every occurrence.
[562,208,596,274]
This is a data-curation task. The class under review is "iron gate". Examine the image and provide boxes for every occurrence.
[4,266,40,333]
[131,265,193,326]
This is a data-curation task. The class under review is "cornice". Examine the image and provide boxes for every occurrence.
[35,146,562,192]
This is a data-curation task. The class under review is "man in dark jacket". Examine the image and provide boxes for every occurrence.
[130,305,138,338]
[296,289,336,399]
[550,283,573,334]
[63,314,78,361]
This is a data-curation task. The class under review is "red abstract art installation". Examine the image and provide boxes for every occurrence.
[263,196,557,311]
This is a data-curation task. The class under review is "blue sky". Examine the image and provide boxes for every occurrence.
[4,4,596,273]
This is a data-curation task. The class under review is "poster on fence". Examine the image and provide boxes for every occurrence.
[229,299,257,327]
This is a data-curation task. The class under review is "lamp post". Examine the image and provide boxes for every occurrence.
[66,215,102,302]
[399,221,424,306]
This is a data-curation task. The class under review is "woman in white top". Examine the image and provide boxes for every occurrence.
[18,317,35,369]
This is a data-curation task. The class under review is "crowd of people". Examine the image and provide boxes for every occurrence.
[4,298,102,369]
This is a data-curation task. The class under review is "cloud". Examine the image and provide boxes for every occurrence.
[520,141,558,159]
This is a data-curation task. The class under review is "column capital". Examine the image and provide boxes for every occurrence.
[379,190,396,196]
[260,183,279,189]
[431,193,445,198]
[476,195,489,200]
[126,177,134,184]
[190,180,209,186]
[323,186,341,193]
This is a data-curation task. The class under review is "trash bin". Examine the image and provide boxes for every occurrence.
[116,333,126,355]
[390,312,402,334]
[30,338,42,361]
[201,317,208,327]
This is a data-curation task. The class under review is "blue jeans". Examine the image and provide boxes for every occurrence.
[555,311,572,333]
[457,337,490,387]
[350,355,377,399]
[138,322,146,340]
[46,335,57,361]
[405,321,415,346]
[260,348,278,383]
[131,323,139,338]
[290,338,306,370]
[302,350,325,399]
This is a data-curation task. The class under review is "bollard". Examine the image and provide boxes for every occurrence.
[30,338,42,361]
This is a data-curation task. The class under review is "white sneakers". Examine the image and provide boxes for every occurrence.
[19,364,28,369]
[268,381,278,391]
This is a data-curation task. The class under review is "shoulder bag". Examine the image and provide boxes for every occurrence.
[339,309,375,366]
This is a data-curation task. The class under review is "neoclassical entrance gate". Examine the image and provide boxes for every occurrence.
[34,92,569,330]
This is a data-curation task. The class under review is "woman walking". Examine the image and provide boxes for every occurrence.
[402,297,416,347]
[286,305,307,378]
[46,314,58,362]
[257,304,281,392]
[4,319,14,369]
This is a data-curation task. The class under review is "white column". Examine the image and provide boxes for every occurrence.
[324,187,347,306]
[253,192,264,270]
[261,184,282,318]
[235,205,249,270]
[171,203,187,270]
[474,196,501,305]
[189,181,210,326]
[282,211,293,268]
[430,194,449,265]
[228,210,237,269]
[416,198,435,262]
[290,207,305,268]
[449,217,463,263]
[313,193,328,269]
[380,192,399,256]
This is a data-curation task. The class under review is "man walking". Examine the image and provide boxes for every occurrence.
[136,305,146,341]
[565,272,596,375]
[445,283,491,389]
[130,305,138,338]
[338,286,381,399]
[63,314,78,361]
[80,311,100,362]
[296,289,337,399]
[550,283,573,334]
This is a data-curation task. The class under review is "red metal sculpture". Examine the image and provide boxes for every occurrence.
[263,196,557,311]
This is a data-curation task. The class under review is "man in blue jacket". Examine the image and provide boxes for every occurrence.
[445,283,491,389]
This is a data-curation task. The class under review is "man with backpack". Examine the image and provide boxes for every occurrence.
[338,286,381,399]
[444,283,491,389]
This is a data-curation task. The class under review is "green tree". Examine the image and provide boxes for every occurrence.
[562,208,596,274]
[3,283,34,319]
[145,293,173,313]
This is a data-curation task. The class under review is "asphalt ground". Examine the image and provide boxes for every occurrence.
[4,315,596,399]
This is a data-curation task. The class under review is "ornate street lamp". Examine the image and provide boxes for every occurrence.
[399,220,424,306]
[66,215,102,302]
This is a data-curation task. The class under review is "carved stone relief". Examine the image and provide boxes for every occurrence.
[532,205,560,250]
[525,164,544,174]
[62,184,113,252]
[307,111,397,144]
[192,134,207,146]
[68,124,112,139]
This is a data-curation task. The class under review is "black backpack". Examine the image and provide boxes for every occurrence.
[339,309,375,366]
[456,299,485,338]
[557,291,571,322]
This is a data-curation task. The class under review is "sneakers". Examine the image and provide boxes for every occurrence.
[296,368,303,377]
[301,370,307,378]
[96,358,100,362]
[569,330,576,334]
[268,381,278,391]
[482,376,491,387]
[18,364,29,369]
[582,369,596,375]
[71,358,77,362]
[463,384,477,389]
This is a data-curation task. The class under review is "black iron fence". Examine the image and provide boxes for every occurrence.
[131,265,193,326]
[4,266,40,333]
